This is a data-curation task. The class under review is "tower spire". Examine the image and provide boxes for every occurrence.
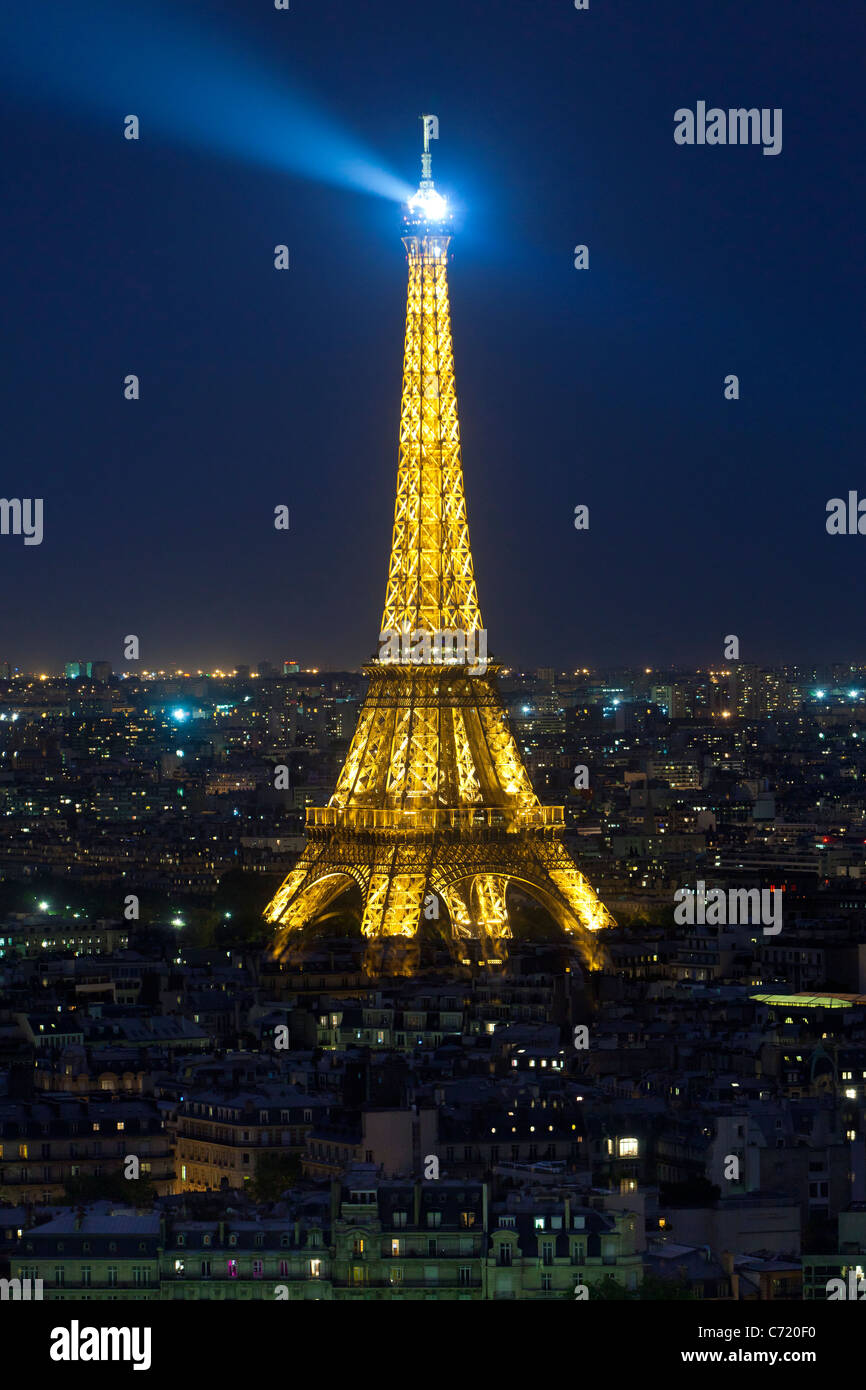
[382,118,477,643]
[407,115,448,224]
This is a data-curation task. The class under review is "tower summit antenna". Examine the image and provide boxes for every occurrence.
[407,115,448,229]
[420,112,436,183]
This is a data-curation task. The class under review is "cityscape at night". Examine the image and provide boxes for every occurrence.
[1,0,862,1366]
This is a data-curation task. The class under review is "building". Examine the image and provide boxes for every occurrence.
[174,1088,326,1192]
[0,1097,174,1203]
[15,1204,161,1300]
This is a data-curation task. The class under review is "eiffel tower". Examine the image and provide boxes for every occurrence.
[266,120,614,976]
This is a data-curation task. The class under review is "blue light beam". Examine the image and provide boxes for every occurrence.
[4,0,413,203]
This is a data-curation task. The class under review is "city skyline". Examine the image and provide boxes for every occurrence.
[7,658,866,680]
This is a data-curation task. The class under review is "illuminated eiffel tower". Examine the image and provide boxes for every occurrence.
[266,120,614,976]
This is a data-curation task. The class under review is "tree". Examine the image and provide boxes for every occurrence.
[248,1152,301,1202]
[590,1273,695,1301]
[659,1177,721,1207]
[63,1171,157,1209]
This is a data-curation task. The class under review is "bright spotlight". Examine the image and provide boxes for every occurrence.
[407,186,448,220]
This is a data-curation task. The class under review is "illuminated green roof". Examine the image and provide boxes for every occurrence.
[751,993,856,1009]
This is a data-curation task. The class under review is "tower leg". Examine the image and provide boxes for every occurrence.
[363,936,420,978]
[471,874,511,963]
[268,862,361,961]
[438,875,511,965]
[360,849,432,977]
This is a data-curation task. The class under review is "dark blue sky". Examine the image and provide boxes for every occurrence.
[1,0,863,673]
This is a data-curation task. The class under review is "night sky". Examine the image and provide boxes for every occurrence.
[2,0,863,673]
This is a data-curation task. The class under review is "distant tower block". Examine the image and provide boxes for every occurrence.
[265,122,614,976]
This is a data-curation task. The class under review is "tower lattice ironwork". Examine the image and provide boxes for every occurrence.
[265,121,614,975]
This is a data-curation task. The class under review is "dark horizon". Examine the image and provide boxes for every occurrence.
[6,659,866,685]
